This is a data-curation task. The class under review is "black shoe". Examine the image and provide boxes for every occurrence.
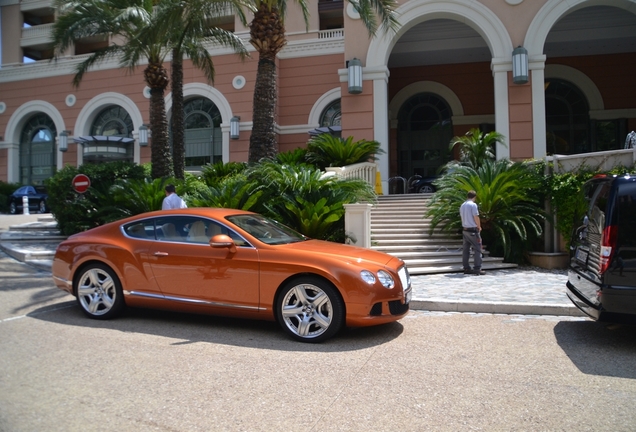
[463,269,472,274]
[473,269,486,275]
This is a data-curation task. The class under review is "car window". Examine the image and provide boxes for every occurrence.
[15,186,28,195]
[226,214,306,245]
[616,182,636,248]
[153,215,250,246]
[123,220,156,240]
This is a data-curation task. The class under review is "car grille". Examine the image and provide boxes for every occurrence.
[389,300,409,315]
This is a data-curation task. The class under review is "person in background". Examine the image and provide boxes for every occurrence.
[162,184,187,210]
[459,190,484,275]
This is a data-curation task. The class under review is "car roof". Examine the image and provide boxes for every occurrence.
[120,207,256,223]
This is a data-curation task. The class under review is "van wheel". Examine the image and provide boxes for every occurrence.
[276,277,344,343]
[9,202,16,214]
[39,200,47,213]
[75,263,125,320]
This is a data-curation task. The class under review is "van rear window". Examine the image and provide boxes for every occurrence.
[617,182,636,248]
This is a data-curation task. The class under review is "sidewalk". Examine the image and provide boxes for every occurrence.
[0,213,584,318]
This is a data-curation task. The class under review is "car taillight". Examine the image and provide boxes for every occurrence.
[599,225,617,274]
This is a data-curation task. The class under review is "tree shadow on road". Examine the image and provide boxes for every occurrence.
[554,320,636,379]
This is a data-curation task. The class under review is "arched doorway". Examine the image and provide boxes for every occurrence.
[81,105,134,163]
[545,79,589,155]
[20,113,56,185]
[397,93,453,178]
[181,97,222,169]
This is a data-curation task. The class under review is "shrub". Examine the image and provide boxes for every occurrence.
[305,134,383,171]
[0,181,21,214]
[45,161,146,235]
[426,159,545,262]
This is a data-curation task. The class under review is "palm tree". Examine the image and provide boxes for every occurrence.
[247,0,400,163]
[449,128,506,168]
[52,0,175,178]
[52,0,249,179]
[159,0,251,179]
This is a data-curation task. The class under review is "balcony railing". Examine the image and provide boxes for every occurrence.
[325,162,377,187]
[318,29,344,39]
[21,23,54,46]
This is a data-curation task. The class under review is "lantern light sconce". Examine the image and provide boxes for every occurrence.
[230,116,240,140]
[138,124,149,147]
[347,58,363,94]
[512,46,529,84]
[58,130,70,152]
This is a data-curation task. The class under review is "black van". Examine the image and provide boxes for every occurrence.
[566,174,636,323]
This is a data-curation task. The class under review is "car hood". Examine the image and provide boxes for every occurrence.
[279,239,398,267]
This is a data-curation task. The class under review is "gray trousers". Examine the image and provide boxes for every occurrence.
[462,230,483,270]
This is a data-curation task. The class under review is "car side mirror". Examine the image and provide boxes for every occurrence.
[210,234,236,254]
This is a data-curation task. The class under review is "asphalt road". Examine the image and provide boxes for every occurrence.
[1,252,636,431]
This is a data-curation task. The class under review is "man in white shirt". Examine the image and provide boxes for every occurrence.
[459,190,484,275]
[162,184,187,210]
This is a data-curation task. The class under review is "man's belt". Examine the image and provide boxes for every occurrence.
[463,227,479,232]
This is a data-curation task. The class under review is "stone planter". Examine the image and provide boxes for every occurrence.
[527,252,570,270]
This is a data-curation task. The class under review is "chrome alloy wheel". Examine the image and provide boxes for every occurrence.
[280,283,334,340]
[77,266,121,318]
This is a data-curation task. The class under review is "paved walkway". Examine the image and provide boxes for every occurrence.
[0,213,585,318]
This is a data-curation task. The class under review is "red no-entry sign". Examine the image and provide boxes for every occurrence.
[72,174,91,194]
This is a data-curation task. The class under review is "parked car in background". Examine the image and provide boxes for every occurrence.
[566,174,636,323]
[52,208,412,342]
[7,185,49,214]
[408,175,438,193]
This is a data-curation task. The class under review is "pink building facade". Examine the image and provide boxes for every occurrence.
[1,0,635,193]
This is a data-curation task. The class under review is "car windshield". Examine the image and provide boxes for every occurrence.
[226,214,307,245]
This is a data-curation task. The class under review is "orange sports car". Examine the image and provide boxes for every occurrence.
[52,208,412,342]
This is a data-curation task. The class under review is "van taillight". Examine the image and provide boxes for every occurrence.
[600,225,617,274]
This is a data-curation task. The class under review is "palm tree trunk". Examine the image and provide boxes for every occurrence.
[149,87,173,179]
[171,49,185,179]
[249,58,278,163]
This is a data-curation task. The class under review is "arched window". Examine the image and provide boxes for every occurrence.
[82,106,134,163]
[20,114,56,185]
[397,93,452,178]
[545,79,590,155]
[180,97,222,169]
[320,100,341,127]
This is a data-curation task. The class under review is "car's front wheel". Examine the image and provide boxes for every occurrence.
[276,277,344,343]
[75,263,125,320]
[38,200,47,213]
[9,202,16,214]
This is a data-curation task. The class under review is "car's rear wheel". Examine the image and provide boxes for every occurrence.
[75,263,125,320]
[38,200,47,213]
[276,277,344,343]
[9,202,16,214]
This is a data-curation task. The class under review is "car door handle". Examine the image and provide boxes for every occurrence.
[154,252,169,256]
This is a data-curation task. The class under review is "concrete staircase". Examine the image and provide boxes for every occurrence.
[0,214,63,271]
[370,194,517,275]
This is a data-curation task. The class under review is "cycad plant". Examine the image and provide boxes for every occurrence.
[201,161,248,185]
[248,161,375,240]
[305,134,384,171]
[190,175,264,211]
[426,159,545,261]
[450,128,506,168]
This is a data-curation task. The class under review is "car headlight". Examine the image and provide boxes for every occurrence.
[360,270,395,289]
[360,270,376,285]
[377,270,394,288]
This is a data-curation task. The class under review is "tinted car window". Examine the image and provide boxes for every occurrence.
[153,215,250,246]
[616,182,636,249]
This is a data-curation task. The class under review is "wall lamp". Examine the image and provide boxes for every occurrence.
[138,124,149,147]
[230,116,240,140]
[347,58,363,94]
[58,130,70,152]
[512,46,529,84]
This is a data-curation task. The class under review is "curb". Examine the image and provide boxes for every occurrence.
[410,299,584,317]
